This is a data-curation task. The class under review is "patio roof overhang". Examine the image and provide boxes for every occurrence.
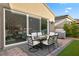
[9,3,55,21]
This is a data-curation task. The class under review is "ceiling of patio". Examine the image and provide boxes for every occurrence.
[9,3,55,20]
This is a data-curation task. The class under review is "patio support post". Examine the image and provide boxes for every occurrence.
[27,14,29,36]
[3,8,5,48]
[40,17,41,32]
[47,20,50,34]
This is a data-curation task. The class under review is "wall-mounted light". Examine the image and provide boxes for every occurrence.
[49,19,55,24]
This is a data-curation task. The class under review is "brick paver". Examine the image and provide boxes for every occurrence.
[48,38,73,56]
[0,37,73,56]
[0,47,28,56]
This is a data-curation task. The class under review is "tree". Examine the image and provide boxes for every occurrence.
[63,23,72,36]
[63,21,79,37]
[71,21,79,37]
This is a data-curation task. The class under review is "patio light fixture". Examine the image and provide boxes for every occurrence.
[49,19,55,24]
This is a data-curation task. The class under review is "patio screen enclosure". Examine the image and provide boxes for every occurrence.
[4,9,48,46]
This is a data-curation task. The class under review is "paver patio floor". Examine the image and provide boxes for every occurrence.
[0,38,73,56]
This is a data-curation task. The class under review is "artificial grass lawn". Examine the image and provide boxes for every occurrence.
[58,40,79,56]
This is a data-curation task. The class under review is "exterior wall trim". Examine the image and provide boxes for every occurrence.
[3,8,5,47]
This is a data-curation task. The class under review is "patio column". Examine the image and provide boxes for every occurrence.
[49,19,55,32]
[26,14,29,36]
[47,20,50,34]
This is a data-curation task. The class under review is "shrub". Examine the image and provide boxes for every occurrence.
[63,23,72,36]
[71,22,79,37]
[63,21,79,37]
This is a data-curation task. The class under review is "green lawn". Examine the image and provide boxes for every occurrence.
[58,40,79,56]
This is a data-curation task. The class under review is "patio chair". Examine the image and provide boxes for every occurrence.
[49,32,55,36]
[37,32,42,36]
[53,33,59,48]
[42,32,58,52]
[31,32,38,40]
[42,35,54,45]
[49,32,59,47]
[27,32,40,52]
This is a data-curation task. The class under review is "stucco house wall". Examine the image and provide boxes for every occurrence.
[0,3,10,49]
[55,20,66,29]
[55,15,74,29]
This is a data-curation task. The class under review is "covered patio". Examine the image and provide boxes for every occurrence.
[1,4,72,56]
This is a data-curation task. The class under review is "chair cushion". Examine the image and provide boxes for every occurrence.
[33,41,40,45]
[42,40,48,45]
[31,32,37,37]
[37,32,42,36]
[31,32,38,40]
[49,32,55,36]
[32,36,38,40]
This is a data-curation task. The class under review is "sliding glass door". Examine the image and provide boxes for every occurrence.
[5,9,27,45]
[41,18,47,34]
[29,16,40,34]
[28,17,47,34]
[4,9,48,46]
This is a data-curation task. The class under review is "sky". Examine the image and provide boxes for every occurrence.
[47,3,79,19]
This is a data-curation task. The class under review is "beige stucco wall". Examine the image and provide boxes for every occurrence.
[55,21,65,29]
[49,22,55,32]
[55,18,72,29]
[0,3,10,49]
